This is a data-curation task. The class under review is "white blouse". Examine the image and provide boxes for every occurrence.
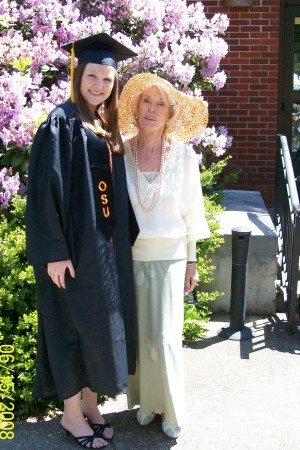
[124,138,210,261]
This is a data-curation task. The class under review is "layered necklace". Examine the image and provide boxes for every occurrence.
[133,136,166,212]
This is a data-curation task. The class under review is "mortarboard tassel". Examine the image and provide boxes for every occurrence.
[70,43,75,103]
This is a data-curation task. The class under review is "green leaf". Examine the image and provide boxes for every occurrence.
[11,153,25,168]
[9,56,32,73]
[33,113,48,128]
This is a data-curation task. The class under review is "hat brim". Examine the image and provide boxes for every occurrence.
[118,73,208,142]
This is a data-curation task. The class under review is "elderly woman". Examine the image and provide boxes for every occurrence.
[118,73,210,439]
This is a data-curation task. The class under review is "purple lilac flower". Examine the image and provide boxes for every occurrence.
[0,167,21,209]
[192,125,233,158]
[0,0,231,159]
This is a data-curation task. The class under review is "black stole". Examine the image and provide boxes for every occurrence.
[85,128,116,239]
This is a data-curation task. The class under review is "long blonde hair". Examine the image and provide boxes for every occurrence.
[73,63,123,153]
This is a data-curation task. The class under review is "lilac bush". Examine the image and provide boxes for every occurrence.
[0,166,21,209]
[0,0,232,209]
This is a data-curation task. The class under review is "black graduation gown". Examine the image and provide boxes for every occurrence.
[26,100,136,399]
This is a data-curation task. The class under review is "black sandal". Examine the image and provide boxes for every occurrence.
[84,417,114,441]
[90,422,114,441]
[60,423,107,448]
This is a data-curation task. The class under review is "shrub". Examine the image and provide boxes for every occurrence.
[183,197,224,340]
[183,157,238,341]
[0,196,63,418]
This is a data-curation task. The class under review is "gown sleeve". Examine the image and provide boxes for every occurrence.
[26,114,73,265]
[181,144,210,260]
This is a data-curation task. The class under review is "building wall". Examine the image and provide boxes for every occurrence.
[202,0,280,206]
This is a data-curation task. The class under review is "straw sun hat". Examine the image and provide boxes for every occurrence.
[118,72,208,142]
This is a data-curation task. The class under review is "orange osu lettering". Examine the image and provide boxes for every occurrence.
[103,207,110,217]
[98,180,110,217]
[98,181,107,191]
[101,194,108,205]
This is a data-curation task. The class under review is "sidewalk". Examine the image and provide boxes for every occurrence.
[2,313,300,450]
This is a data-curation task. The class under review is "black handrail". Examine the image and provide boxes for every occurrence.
[275,134,300,331]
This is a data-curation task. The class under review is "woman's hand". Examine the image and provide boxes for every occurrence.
[47,260,75,289]
[184,262,199,294]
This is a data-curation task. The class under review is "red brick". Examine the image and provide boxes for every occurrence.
[200,0,279,201]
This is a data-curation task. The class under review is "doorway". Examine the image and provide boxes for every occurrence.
[279,1,300,180]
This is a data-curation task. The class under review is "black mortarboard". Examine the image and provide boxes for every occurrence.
[62,33,137,101]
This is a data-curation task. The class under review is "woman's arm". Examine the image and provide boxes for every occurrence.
[184,261,199,294]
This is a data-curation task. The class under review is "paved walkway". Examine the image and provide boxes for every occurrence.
[2,313,300,450]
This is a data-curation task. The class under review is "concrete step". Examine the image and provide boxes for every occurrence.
[201,189,278,315]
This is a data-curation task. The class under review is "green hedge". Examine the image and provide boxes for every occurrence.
[183,156,239,341]
[0,196,62,418]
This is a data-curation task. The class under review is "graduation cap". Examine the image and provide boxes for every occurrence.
[62,33,137,102]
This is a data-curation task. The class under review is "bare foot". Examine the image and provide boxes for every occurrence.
[60,415,107,448]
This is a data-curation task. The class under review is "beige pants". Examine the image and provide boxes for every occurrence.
[127,259,186,426]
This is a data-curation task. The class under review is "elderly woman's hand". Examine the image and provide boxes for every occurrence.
[47,260,75,289]
[184,262,199,294]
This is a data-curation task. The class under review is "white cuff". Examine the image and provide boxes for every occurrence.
[187,240,197,261]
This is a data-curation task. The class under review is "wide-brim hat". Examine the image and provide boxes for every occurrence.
[118,73,208,142]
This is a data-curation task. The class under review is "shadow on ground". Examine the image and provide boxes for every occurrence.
[4,409,179,450]
[185,313,300,359]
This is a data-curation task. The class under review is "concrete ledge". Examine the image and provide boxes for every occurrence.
[203,190,278,315]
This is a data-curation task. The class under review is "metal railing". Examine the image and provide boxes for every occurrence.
[275,134,300,332]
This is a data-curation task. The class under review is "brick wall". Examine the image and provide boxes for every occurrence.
[201,0,280,206]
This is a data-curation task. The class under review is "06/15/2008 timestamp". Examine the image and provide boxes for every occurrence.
[0,345,15,440]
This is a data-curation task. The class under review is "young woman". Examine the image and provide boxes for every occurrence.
[118,73,210,439]
[26,33,137,449]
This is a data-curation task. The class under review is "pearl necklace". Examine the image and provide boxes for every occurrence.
[133,136,166,212]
